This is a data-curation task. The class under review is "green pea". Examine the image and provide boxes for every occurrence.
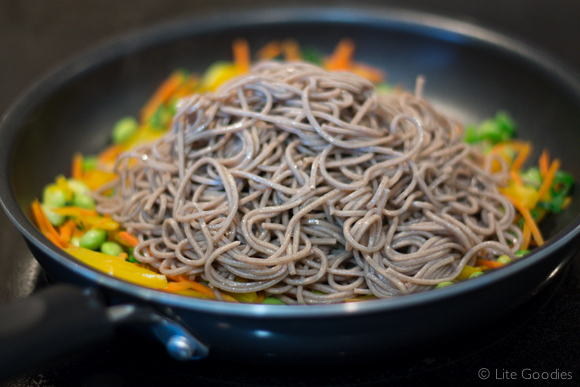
[82,156,98,172]
[42,185,67,208]
[112,116,139,144]
[515,250,530,258]
[73,193,96,210]
[41,204,65,226]
[262,297,286,305]
[497,255,512,264]
[468,271,484,279]
[67,179,91,195]
[80,229,107,250]
[101,241,124,257]
[70,236,81,247]
[436,281,454,289]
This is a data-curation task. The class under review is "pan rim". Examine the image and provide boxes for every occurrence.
[1,5,580,317]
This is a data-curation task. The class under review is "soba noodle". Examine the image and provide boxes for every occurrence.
[94,61,520,304]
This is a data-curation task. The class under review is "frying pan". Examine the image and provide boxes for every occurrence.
[1,6,580,380]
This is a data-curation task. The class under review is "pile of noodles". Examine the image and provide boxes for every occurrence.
[95,61,520,304]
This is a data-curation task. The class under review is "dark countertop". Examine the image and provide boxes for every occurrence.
[1,1,580,386]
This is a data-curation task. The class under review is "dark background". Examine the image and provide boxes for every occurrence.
[1,1,580,386]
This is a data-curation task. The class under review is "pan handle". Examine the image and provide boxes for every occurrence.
[0,284,209,381]
[0,284,115,380]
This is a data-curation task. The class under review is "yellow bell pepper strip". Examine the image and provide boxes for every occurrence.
[499,181,540,210]
[52,206,99,217]
[55,175,74,202]
[81,170,117,191]
[456,265,482,281]
[224,290,259,304]
[199,61,240,92]
[64,246,168,289]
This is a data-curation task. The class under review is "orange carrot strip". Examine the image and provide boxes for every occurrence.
[256,291,265,304]
[351,63,385,83]
[98,144,123,164]
[31,200,66,247]
[282,39,301,61]
[140,71,184,122]
[256,40,282,60]
[539,149,550,177]
[165,282,195,292]
[52,207,99,217]
[233,38,251,73]
[475,258,506,269]
[510,142,531,172]
[510,170,524,186]
[118,252,128,260]
[72,152,84,180]
[537,159,560,200]
[506,196,544,246]
[521,223,531,250]
[118,231,139,247]
[325,38,355,70]
[58,220,76,243]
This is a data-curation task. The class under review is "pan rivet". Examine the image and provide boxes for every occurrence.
[167,335,195,360]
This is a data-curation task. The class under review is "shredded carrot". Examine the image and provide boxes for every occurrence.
[31,200,66,248]
[167,275,239,302]
[475,258,506,269]
[539,149,550,177]
[233,38,250,74]
[140,71,184,122]
[118,252,128,260]
[510,170,524,186]
[165,281,195,292]
[351,63,385,83]
[521,223,531,250]
[537,158,560,200]
[97,144,123,164]
[72,152,84,180]
[510,142,531,172]
[256,291,266,304]
[119,231,139,247]
[282,39,301,61]
[325,38,356,71]
[256,40,282,60]
[506,196,544,246]
[58,220,76,243]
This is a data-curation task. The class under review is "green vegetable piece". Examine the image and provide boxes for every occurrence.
[375,83,394,95]
[497,255,512,264]
[73,193,96,210]
[436,281,454,289]
[262,297,286,305]
[112,116,139,144]
[43,185,67,208]
[67,179,91,195]
[520,167,542,189]
[149,105,173,130]
[468,271,484,279]
[82,155,98,172]
[41,204,66,226]
[70,236,81,247]
[301,46,323,66]
[80,229,108,250]
[494,111,516,139]
[515,250,530,258]
[463,124,480,144]
[101,241,124,257]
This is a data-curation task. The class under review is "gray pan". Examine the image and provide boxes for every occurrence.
[1,6,580,380]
